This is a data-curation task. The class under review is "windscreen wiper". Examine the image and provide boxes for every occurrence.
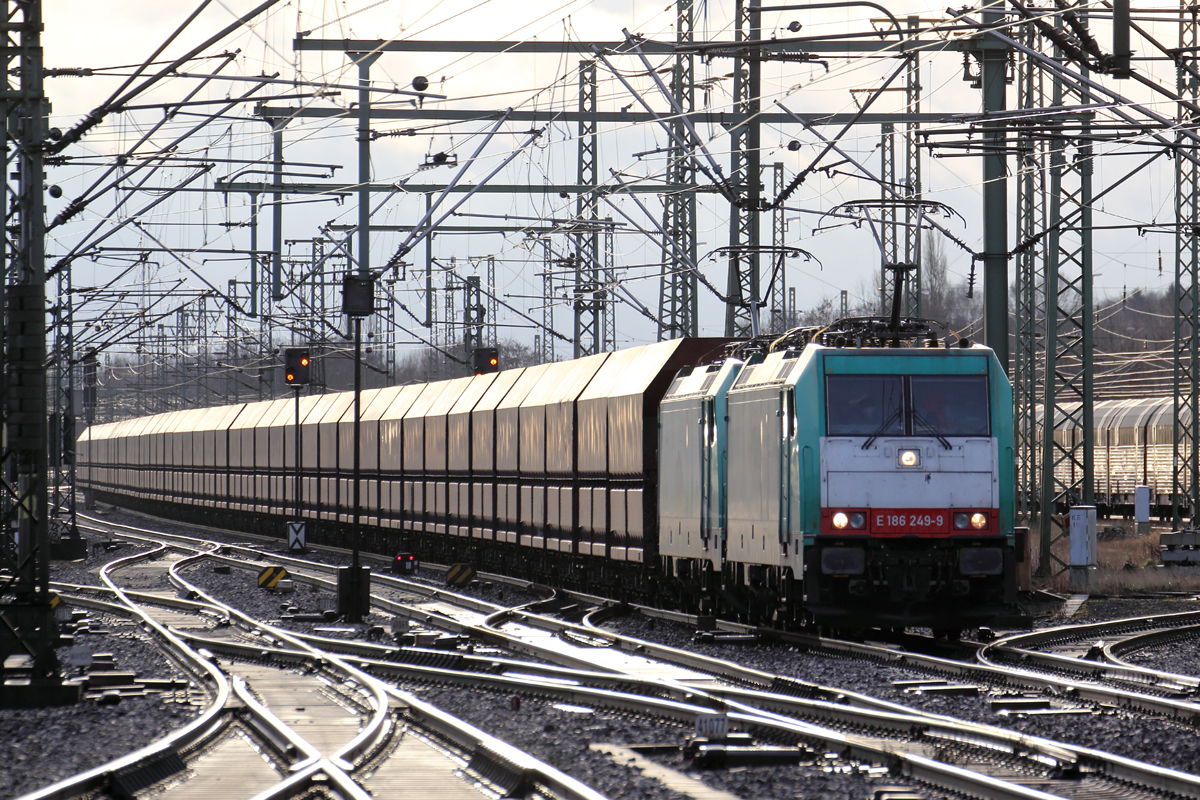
[911,408,952,450]
[861,406,903,450]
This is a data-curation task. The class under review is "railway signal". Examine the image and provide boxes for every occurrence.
[283,348,310,386]
[471,347,499,375]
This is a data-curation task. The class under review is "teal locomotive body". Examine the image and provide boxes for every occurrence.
[659,322,1016,630]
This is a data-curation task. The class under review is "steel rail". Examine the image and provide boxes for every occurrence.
[157,546,609,799]
[981,644,1199,694]
[982,615,1200,694]
[165,549,394,772]
[232,676,323,770]
[52,580,232,624]
[83,520,630,674]
[72,585,1179,800]
[15,546,232,800]
[172,621,1089,774]
[172,588,606,797]
[73,515,1200,724]
[137,622,1104,800]
[243,759,374,800]
[89,564,1180,800]
[577,603,1200,722]
[1103,623,1200,666]
[991,610,1200,650]
[76,515,1200,800]
[80,517,505,614]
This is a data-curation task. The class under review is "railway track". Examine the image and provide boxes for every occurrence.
[20,527,605,800]
[30,510,1200,800]
[568,595,1200,725]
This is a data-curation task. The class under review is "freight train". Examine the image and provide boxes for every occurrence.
[79,317,1017,632]
[1042,397,1192,519]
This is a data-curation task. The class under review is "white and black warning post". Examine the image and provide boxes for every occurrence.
[287,520,306,553]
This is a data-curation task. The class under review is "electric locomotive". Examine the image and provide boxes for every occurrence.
[659,317,1016,630]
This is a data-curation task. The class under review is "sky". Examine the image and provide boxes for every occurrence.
[38,1,1187,364]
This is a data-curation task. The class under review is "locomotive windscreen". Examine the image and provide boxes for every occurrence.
[825,376,904,436]
[910,376,990,436]
[826,374,990,437]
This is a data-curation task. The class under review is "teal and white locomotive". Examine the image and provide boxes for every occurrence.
[659,316,1017,631]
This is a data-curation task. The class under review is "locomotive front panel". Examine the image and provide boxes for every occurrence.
[806,348,1016,629]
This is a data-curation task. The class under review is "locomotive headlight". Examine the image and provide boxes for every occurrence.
[953,512,989,531]
[898,448,920,467]
[832,511,865,529]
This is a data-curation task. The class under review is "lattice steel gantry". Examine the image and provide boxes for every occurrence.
[1014,20,1048,529]
[1037,5,1095,576]
[1,0,66,687]
[658,0,698,340]
[725,0,762,338]
[574,60,602,358]
[1175,0,1200,526]
[879,17,923,319]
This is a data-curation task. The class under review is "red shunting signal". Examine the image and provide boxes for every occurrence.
[284,348,311,386]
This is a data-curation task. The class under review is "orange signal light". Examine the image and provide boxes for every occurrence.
[489,357,498,366]
[300,357,309,367]
[286,372,295,382]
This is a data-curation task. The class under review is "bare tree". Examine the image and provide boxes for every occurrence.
[922,231,951,324]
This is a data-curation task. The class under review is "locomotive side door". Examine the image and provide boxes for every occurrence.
[701,397,714,554]
[726,384,785,567]
[779,388,794,555]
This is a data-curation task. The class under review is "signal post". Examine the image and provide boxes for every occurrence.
[338,275,374,623]
[283,348,310,553]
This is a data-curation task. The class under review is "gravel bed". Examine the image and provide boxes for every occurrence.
[1071,596,1200,624]
[91,505,549,608]
[1116,627,1200,676]
[400,683,694,800]
[44,510,1200,795]
[0,606,202,799]
[399,681,948,800]
[599,610,1200,774]
[51,536,153,588]
[179,560,395,639]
